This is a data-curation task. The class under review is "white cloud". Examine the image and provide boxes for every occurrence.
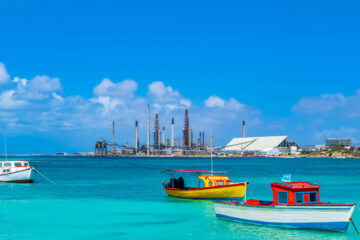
[52,92,64,101]
[10,75,64,101]
[292,93,346,114]
[205,95,226,107]
[292,90,360,119]
[29,75,62,92]
[190,95,262,139]
[148,81,179,101]
[93,78,138,97]
[91,96,123,115]
[179,99,191,108]
[0,90,28,109]
[0,62,10,84]
[147,81,191,109]
[204,96,246,111]
[227,98,246,111]
[13,77,27,87]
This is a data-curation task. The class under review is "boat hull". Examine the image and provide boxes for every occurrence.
[0,168,35,183]
[214,202,355,232]
[165,183,246,200]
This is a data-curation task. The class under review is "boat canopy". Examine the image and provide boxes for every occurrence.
[160,169,227,174]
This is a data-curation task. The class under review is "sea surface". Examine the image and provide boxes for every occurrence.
[0,156,359,240]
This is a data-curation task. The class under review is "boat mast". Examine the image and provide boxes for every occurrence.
[210,148,213,176]
[210,129,213,176]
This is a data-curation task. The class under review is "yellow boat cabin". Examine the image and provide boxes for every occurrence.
[198,175,233,188]
[160,169,248,200]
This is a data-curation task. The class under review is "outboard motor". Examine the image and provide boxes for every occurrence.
[165,178,178,188]
[177,177,185,188]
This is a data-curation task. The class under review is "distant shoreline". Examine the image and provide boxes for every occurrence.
[1,154,359,159]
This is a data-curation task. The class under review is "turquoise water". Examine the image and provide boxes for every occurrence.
[0,156,359,239]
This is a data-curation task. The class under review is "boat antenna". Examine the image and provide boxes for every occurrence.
[210,129,213,176]
[211,148,213,176]
[4,132,7,161]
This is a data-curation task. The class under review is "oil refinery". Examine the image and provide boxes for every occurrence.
[93,106,215,156]
[92,104,300,157]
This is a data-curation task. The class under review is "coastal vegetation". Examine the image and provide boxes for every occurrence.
[293,147,360,158]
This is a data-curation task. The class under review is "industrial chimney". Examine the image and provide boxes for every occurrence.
[183,109,190,149]
[202,131,205,149]
[171,118,174,147]
[135,121,138,152]
[154,113,160,150]
[162,127,165,146]
[242,120,245,138]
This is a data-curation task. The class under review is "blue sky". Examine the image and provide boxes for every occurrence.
[0,0,360,153]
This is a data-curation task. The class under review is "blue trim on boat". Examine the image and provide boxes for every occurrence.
[216,214,348,232]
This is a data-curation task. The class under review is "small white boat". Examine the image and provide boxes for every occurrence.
[0,160,35,183]
[214,181,356,232]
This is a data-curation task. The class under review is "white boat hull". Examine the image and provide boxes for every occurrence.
[0,167,35,183]
[214,202,355,232]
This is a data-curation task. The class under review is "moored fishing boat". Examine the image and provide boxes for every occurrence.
[0,160,35,183]
[161,169,248,200]
[214,181,356,232]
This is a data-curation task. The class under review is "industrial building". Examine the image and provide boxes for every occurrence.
[93,106,214,156]
[326,139,351,148]
[94,140,107,155]
[224,136,298,155]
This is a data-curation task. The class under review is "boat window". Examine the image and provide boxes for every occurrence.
[295,192,304,203]
[24,163,28,167]
[209,181,213,186]
[14,162,22,167]
[226,180,232,185]
[4,162,11,167]
[309,192,317,203]
[278,191,288,204]
[217,180,224,186]
[0,163,2,167]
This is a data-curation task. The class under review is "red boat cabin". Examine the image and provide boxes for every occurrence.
[244,181,321,206]
[271,182,320,205]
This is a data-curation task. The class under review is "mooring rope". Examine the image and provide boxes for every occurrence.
[32,167,56,184]
[350,203,360,234]
[350,218,359,234]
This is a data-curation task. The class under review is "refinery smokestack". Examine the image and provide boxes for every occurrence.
[202,131,205,149]
[154,113,160,150]
[162,127,165,145]
[147,104,150,156]
[242,120,245,138]
[135,121,138,152]
[171,118,174,147]
[183,108,190,149]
